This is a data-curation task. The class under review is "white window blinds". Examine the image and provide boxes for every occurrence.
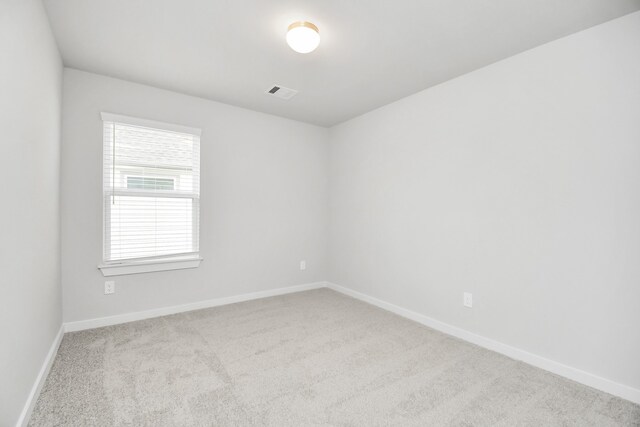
[102,113,201,263]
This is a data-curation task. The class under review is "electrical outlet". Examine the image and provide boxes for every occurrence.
[300,260,306,270]
[104,281,115,295]
[463,292,472,308]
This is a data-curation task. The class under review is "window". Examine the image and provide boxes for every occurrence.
[99,113,201,276]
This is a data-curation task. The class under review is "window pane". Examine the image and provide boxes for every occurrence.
[126,176,175,191]
[108,195,197,261]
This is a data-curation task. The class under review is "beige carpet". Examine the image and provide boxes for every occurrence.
[30,288,639,426]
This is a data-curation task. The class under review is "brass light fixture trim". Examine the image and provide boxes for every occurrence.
[288,21,319,33]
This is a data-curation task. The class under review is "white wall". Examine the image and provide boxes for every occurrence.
[61,69,328,322]
[328,11,640,392]
[0,0,63,425]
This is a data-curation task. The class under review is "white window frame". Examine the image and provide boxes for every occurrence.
[98,113,202,276]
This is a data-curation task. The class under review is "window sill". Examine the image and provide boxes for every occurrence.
[98,256,202,277]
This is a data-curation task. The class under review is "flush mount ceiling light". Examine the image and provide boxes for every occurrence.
[286,21,320,54]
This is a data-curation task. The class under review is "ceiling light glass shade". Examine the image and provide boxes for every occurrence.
[286,21,320,53]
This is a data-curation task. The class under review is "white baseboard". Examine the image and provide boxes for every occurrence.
[16,325,64,427]
[64,281,327,333]
[326,282,640,405]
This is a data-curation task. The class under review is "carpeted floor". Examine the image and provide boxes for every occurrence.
[30,288,640,426]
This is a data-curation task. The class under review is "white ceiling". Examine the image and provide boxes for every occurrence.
[43,0,640,127]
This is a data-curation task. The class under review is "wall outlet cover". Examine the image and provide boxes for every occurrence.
[105,281,115,295]
[300,260,306,270]
[464,292,472,308]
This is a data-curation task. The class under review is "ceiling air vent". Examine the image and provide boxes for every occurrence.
[265,85,298,100]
